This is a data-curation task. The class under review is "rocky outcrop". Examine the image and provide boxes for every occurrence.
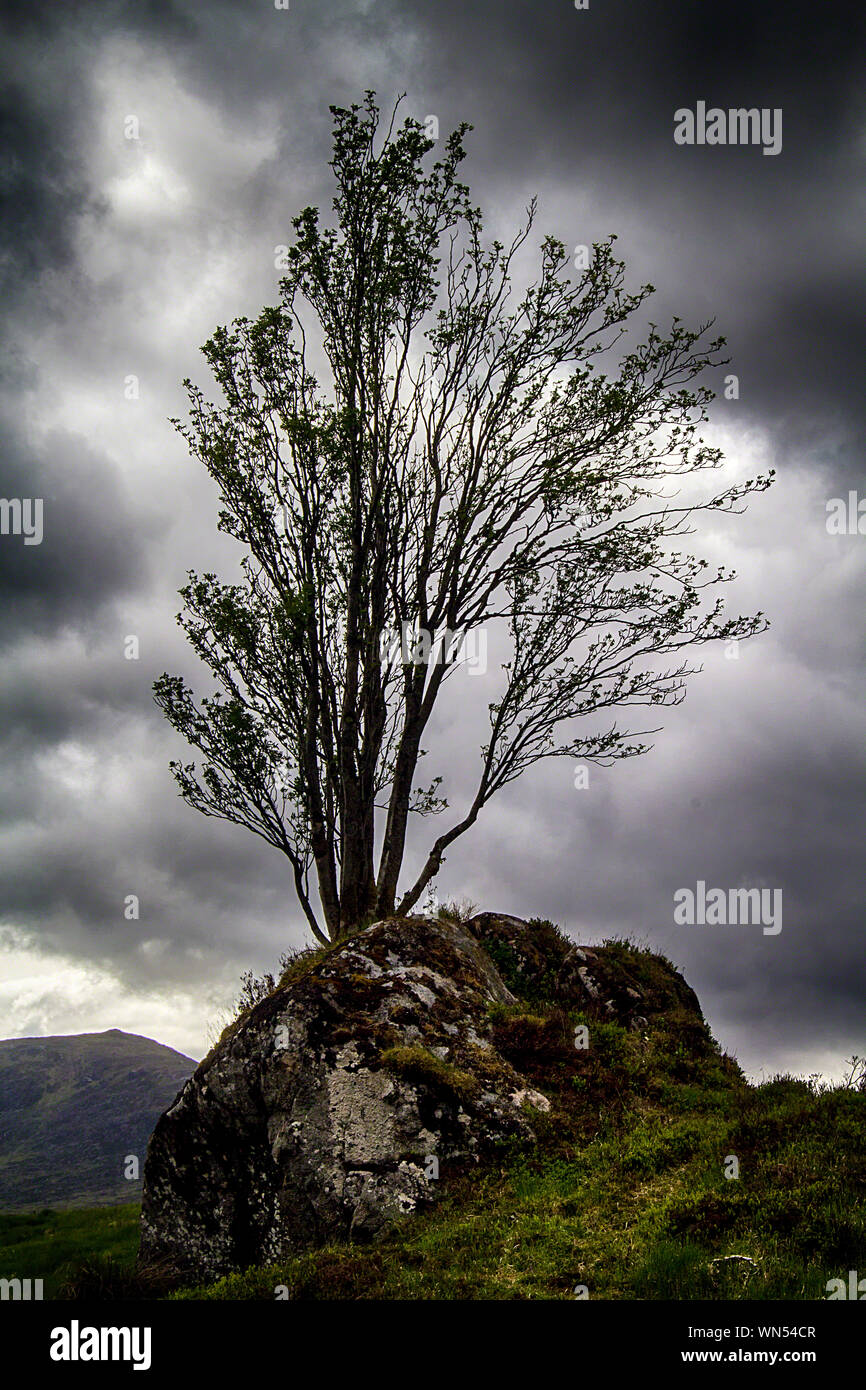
[139,912,714,1279]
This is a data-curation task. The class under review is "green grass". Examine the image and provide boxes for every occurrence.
[172,1062,866,1300]
[12,1067,864,1301]
[0,1204,141,1298]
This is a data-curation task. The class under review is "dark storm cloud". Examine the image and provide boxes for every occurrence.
[0,0,194,304]
[0,419,154,643]
[4,0,862,460]
[363,0,866,474]
[0,0,862,1074]
[120,0,863,479]
[0,99,92,299]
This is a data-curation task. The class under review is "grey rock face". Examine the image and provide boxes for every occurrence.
[139,915,544,1280]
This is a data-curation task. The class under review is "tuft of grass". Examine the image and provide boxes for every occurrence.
[57,1253,182,1301]
[437,899,478,926]
[380,1044,480,1105]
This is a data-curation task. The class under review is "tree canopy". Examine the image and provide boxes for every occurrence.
[154,93,773,942]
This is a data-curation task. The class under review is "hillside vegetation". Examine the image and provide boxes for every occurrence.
[168,927,865,1300]
[0,1030,195,1211]
[43,921,863,1301]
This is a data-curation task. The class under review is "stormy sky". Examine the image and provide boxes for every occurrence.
[1,0,863,1077]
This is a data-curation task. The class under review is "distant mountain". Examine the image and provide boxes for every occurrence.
[0,1030,196,1211]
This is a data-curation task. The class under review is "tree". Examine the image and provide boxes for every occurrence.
[154,92,773,944]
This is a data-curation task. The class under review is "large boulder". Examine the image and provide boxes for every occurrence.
[139,910,719,1281]
[139,914,551,1280]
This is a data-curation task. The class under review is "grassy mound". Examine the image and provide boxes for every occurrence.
[29,924,866,1301]
[170,925,865,1301]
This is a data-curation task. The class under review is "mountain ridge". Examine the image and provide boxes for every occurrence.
[0,1028,196,1211]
